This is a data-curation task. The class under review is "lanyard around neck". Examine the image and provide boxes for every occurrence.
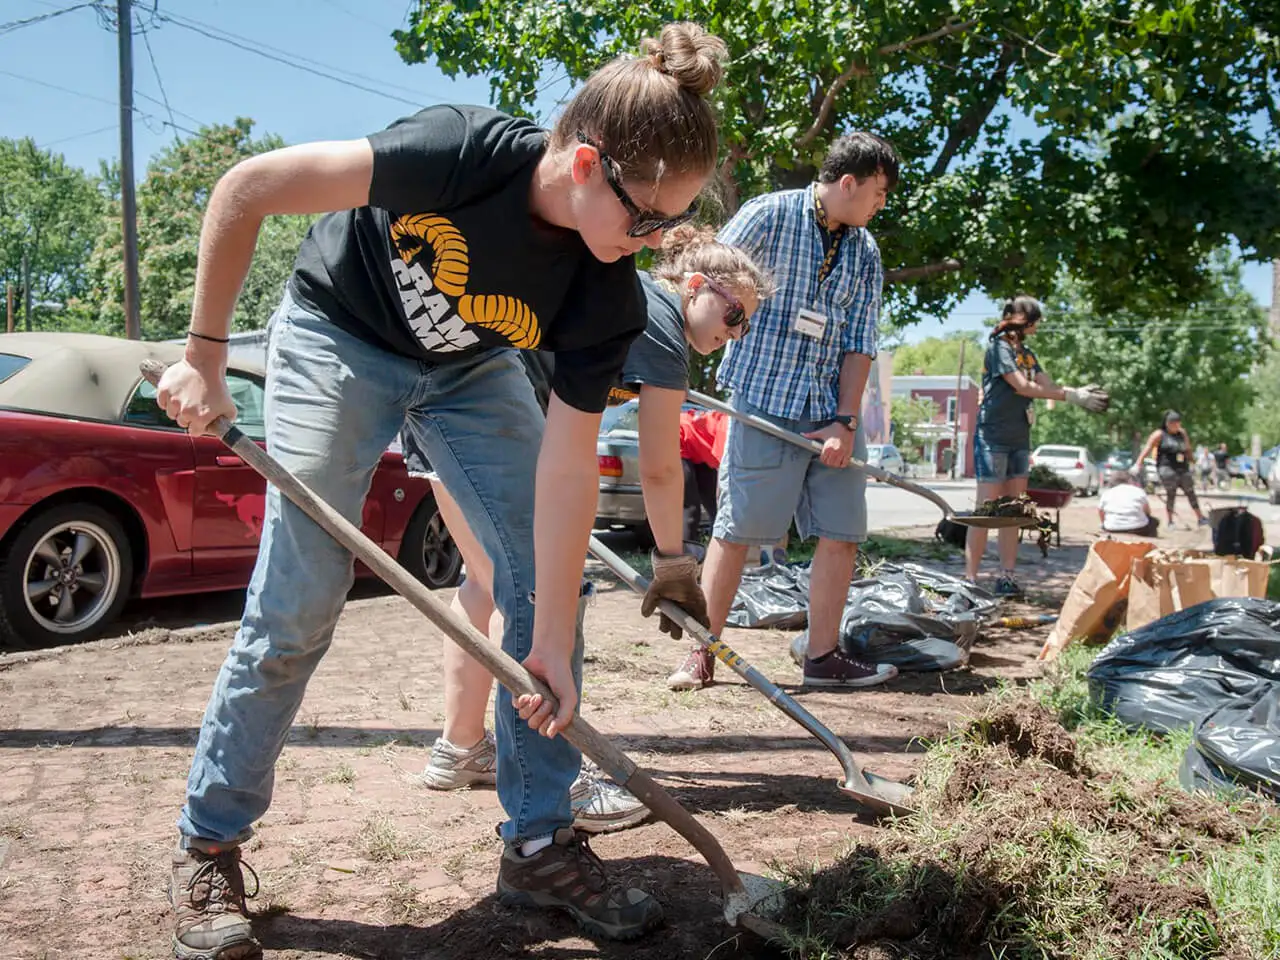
[813,190,845,285]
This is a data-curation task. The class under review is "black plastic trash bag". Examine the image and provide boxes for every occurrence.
[1087,598,1280,735]
[724,562,811,629]
[1179,682,1280,802]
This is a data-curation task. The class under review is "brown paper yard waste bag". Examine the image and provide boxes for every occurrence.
[1038,540,1152,661]
[1041,545,1271,660]
[1126,551,1270,633]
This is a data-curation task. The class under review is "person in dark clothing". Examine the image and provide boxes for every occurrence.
[1133,410,1208,528]
[154,21,733,951]
[1212,442,1231,489]
[965,295,1110,597]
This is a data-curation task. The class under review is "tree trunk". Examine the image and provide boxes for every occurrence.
[21,249,33,332]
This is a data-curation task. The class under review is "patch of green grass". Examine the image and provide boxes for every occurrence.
[1206,831,1280,957]
[1026,644,1193,782]
[1268,562,1280,602]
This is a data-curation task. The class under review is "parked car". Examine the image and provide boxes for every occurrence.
[1270,455,1280,505]
[594,399,652,544]
[1029,445,1100,495]
[866,443,906,476]
[1100,451,1135,487]
[1259,445,1279,486]
[0,333,461,648]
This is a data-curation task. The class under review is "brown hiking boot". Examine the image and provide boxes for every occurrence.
[170,846,261,960]
[496,828,663,940]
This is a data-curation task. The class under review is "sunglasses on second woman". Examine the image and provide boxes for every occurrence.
[700,275,749,336]
[576,132,699,238]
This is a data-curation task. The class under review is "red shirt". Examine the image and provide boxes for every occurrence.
[679,410,728,468]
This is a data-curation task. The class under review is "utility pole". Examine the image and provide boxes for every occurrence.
[950,338,966,478]
[1270,259,1280,339]
[117,0,142,340]
[21,251,33,332]
[5,284,12,334]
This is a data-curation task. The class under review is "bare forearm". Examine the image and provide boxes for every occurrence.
[189,172,264,344]
[532,398,599,657]
[640,464,684,554]
[839,352,873,415]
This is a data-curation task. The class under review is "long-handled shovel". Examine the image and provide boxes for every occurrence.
[139,361,787,939]
[588,536,916,818]
[688,390,1032,530]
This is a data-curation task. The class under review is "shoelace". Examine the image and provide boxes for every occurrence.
[187,852,260,914]
[566,832,609,892]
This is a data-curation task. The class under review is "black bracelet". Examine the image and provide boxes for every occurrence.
[187,330,230,344]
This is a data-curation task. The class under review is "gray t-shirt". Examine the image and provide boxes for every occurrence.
[977,336,1041,449]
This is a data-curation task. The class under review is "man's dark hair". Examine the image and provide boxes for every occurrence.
[819,132,900,189]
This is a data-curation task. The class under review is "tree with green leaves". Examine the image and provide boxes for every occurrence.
[891,395,940,463]
[78,120,314,340]
[1028,257,1269,456]
[890,331,984,378]
[395,1,1280,321]
[1243,350,1280,449]
[0,138,105,332]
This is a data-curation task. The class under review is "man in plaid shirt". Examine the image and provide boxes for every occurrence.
[669,133,901,691]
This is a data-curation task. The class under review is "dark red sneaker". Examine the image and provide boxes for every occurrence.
[666,646,715,691]
[802,649,897,688]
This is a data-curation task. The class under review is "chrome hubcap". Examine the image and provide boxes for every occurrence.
[22,520,121,634]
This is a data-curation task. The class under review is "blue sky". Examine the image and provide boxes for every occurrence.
[3,0,1273,343]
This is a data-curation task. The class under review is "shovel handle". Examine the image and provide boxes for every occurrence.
[137,360,764,924]
[687,389,959,520]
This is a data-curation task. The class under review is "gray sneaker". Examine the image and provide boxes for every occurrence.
[170,845,260,960]
[418,731,497,790]
[571,762,650,834]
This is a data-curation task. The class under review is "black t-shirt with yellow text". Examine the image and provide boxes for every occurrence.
[288,105,645,413]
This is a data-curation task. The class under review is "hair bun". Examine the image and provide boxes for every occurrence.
[641,22,726,97]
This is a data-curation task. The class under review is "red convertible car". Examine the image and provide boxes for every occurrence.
[0,333,461,648]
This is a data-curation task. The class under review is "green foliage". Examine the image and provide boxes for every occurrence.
[1029,259,1269,456]
[1028,463,1073,491]
[77,119,314,339]
[890,394,939,462]
[0,138,106,331]
[890,331,984,377]
[1244,349,1280,449]
[395,0,1280,321]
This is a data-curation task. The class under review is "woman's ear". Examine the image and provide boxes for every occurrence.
[570,145,598,186]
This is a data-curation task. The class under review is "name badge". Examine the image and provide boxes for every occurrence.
[794,308,828,339]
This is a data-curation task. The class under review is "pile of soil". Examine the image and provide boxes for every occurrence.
[780,699,1270,960]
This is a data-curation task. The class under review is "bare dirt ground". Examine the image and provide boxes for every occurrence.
[0,503,1240,959]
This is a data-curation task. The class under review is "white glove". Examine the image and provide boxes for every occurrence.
[1063,384,1110,413]
[1128,463,1142,478]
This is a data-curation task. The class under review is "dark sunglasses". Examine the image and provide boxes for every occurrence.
[576,131,699,238]
[701,275,749,335]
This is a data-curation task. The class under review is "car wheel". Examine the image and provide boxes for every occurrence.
[0,503,133,649]
[398,495,464,590]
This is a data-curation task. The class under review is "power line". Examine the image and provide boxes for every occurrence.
[139,20,179,140]
[38,124,118,148]
[154,10,446,109]
[0,2,96,36]
[0,68,202,139]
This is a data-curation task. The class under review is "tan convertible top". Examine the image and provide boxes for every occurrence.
[0,332,264,422]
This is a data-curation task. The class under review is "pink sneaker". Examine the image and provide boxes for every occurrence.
[667,647,715,691]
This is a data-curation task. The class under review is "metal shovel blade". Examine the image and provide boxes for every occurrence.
[844,771,917,819]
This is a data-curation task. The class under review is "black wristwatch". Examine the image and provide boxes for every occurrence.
[831,413,858,432]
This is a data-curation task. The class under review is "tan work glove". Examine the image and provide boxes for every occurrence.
[1063,384,1110,413]
[640,551,710,641]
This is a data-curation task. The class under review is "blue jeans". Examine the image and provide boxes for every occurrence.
[178,293,580,849]
[973,432,1030,482]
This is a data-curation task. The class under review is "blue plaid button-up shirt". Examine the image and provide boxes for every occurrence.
[716,184,882,421]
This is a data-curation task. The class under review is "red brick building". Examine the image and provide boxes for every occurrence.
[890,375,979,477]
